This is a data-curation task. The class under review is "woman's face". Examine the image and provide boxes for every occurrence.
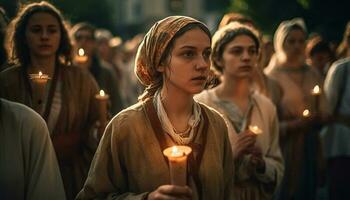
[159,27,211,95]
[219,34,258,78]
[283,29,306,59]
[25,12,61,59]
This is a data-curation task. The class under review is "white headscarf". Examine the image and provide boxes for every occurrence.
[265,18,307,73]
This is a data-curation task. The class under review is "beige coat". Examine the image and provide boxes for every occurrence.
[76,100,235,200]
[195,90,284,200]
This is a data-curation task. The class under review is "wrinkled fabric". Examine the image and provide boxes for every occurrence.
[0,99,66,200]
[76,102,235,200]
[195,90,284,200]
[0,65,100,200]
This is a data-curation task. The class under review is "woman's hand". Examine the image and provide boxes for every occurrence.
[147,185,192,200]
[249,146,266,173]
[234,130,257,160]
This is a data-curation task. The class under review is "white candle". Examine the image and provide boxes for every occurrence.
[95,90,109,132]
[75,48,88,63]
[249,125,262,135]
[311,85,321,113]
[163,146,192,186]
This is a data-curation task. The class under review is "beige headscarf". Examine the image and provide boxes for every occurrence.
[265,18,307,72]
[134,16,208,100]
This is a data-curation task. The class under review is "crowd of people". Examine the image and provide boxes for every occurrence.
[0,1,349,200]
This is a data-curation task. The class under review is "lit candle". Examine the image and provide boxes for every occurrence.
[249,125,262,135]
[311,85,321,95]
[95,90,109,133]
[75,48,88,63]
[29,71,50,114]
[311,85,321,113]
[163,145,192,186]
[302,109,311,118]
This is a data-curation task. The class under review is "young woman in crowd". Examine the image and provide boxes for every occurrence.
[0,2,101,199]
[195,22,283,199]
[76,16,234,200]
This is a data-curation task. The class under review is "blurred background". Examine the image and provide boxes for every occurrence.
[1,0,349,44]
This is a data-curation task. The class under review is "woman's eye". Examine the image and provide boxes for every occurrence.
[248,48,257,55]
[183,51,195,58]
[230,48,243,55]
[30,27,41,33]
[48,28,58,34]
[203,50,211,60]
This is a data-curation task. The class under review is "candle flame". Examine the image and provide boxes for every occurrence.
[172,146,178,155]
[249,125,262,134]
[312,85,320,94]
[303,109,310,117]
[38,71,42,76]
[99,90,105,96]
[78,48,85,56]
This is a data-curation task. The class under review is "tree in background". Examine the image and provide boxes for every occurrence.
[1,0,117,32]
[229,0,350,43]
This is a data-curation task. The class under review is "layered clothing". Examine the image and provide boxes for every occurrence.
[195,90,284,199]
[0,64,100,199]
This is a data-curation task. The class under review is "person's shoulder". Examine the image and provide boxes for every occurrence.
[194,89,212,100]
[105,101,146,140]
[1,98,46,130]
[252,91,276,112]
[194,89,216,106]
[331,58,350,71]
[198,102,225,124]
[109,101,145,126]
[0,64,21,80]
[326,58,350,78]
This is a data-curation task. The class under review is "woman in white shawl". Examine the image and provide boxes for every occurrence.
[265,18,327,200]
[195,22,284,199]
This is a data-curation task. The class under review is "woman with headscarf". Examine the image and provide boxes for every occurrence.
[76,16,234,200]
[265,18,327,200]
[195,22,283,199]
[0,2,100,199]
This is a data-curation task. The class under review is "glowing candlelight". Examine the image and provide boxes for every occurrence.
[311,85,321,95]
[302,109,310,117]
[163,145,192,186]
[29,71,50,114]
[249,125,262,135]
[311,85,321,113]
[100,90,105,97]
[78,48,85,56]
[75,48,88,63]
[95,90,109,136]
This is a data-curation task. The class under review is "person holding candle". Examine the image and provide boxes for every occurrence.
[70,22,124,116]
[265,18,328,200]
[0,2,101,199]
[195,22,284,199]
[77,16,234,200]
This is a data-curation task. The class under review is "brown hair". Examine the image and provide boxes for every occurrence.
[211,22,260,73]
[5,1,72,68]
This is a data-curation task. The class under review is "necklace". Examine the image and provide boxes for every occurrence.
[154,90,201,145]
